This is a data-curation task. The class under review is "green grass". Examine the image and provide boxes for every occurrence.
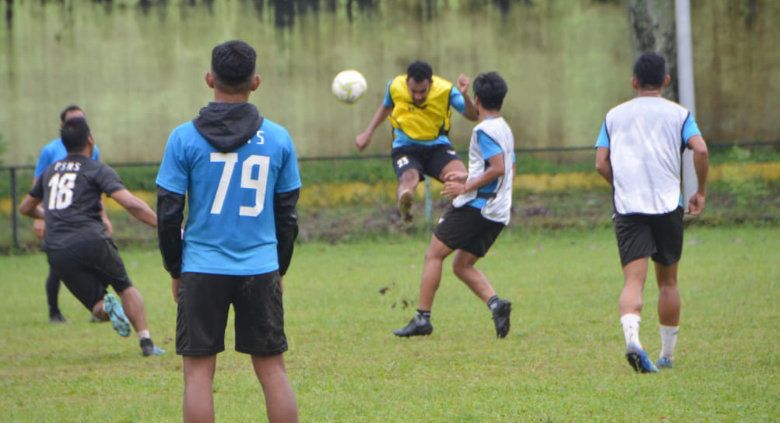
[1,226,778,421]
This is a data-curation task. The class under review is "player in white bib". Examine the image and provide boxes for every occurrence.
[393,72,515,338]
[595,53,709,373]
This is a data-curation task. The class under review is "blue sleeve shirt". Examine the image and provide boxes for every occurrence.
[681,113,702,146]
[595,114,701,149]
[595,121,610,149]
[35,139,101,179]
[156,119,302,276]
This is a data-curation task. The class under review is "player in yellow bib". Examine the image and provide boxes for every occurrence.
[356,61,477,221]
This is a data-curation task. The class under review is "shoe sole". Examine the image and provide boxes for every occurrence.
[398,191,413,222]
[493,301,512,338]
[393,330,432,337]
[626,351,659,373]
[104,295,131,337]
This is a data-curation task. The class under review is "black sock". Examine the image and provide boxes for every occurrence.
[487,295,499,310]
[45,270,61,314]
[416,309,431,320]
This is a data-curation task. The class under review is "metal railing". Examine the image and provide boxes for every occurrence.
[2,141,777,252]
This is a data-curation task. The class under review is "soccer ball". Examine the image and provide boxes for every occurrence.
[331,70,367,103]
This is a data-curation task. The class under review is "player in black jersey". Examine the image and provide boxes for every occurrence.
[19,117,165,357]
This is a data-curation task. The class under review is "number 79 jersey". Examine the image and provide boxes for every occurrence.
[156,118,301,276]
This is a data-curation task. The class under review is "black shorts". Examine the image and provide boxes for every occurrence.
[391,144,461,181]
[47,239,133,311]
[176,271,287,357]
[614,207,684,266]
[434,205,505,257]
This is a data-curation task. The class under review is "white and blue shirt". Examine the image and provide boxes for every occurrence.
[35,138,100,179]
[453,117,515,225]
[596,96,702,215]
[382,80,467,148]
[156,119,301,276]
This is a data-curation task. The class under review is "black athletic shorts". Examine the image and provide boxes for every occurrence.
[614,207,684,266]
[391,144,461,181]
[46,238,133,311]
[434,205,505,257]
[176,271,287,357]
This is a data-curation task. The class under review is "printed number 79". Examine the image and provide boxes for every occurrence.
[210,152,270,217]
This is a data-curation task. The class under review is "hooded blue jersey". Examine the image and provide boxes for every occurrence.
[156,117,301,276]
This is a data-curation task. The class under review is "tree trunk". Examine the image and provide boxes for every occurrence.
[627,0,678,100]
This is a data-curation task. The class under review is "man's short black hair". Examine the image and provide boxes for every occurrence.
[473,72,508,111]
[406,61,433,83]
[59,104,83,123]
[633,52,667,89]
[211,40,257,93]
[60,117,91,153]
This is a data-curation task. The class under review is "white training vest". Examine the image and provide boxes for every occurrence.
[453,117,515,225]
[606,97,689,215]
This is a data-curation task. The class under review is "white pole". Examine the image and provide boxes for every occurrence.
[675,0,697,212]
[675,0,696,113]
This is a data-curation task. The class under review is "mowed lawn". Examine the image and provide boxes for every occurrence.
[0,226,778,422]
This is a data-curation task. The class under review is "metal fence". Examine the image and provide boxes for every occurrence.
[1,142,776,252]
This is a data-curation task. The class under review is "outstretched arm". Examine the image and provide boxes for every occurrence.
[595,147,613,186]
[456,74,478,122]
[356,104,392,151]
[110,189,157,228]
[687,135,709,215]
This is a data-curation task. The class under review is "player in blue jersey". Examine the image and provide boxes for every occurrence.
[157,40,300,423]
[595,53,709,373]
[355,61,477,222]
[33,105,111,323]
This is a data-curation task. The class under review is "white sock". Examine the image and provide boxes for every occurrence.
[659,325,679,359]
[137,329,150,340]
[620,314,642,348]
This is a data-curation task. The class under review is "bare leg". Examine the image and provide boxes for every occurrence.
[437,159,466,182]
[183,355,217,423]
[452,250,496,303]
[418,235,454,310]
[620,258,648,317]
[397,169,419,221]
[397,168,420,200]
[117,286,148,333]
[252,354,298,423]
[655,262,681,326]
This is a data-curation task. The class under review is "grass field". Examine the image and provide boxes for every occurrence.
[1,226,778,421]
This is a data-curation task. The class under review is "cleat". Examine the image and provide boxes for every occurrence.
[140,338,165,357]
[393,315,433,337]
[491,299,512,338]
[398,190,413,223]
[656,356,673,369]
[49,311,67,323]
[626,343,659,373]
[103,293,131,337]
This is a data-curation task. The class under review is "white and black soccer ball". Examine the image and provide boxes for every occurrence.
[331,70,367,104]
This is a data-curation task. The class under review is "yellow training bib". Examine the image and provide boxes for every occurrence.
[388,75,453,141]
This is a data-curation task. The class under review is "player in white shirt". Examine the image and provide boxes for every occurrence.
[595,52,709,372]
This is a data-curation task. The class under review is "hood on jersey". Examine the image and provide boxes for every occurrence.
[193,102,264,153]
